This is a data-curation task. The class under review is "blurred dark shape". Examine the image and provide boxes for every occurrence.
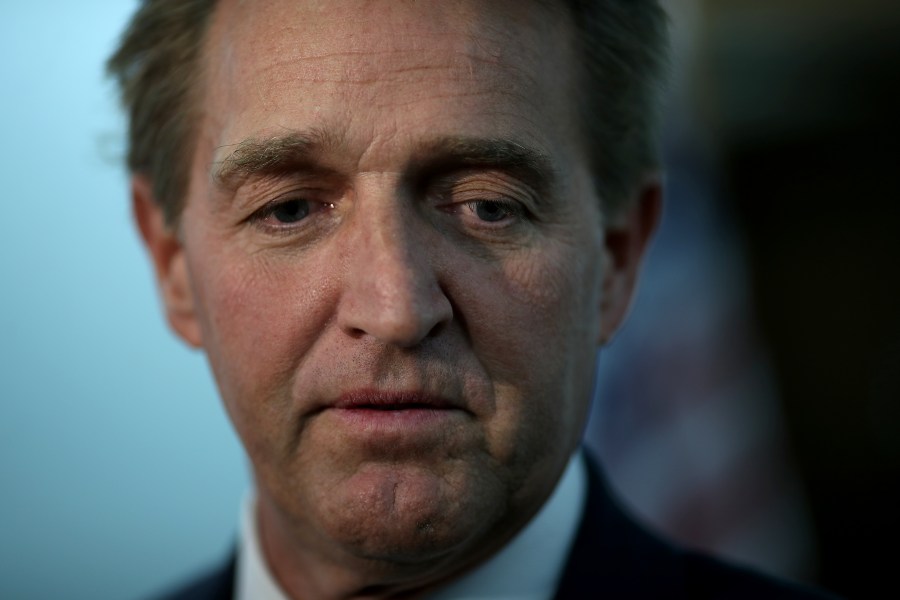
[705,3,900,598]
[586,138,815,580]
[588,1,900,598]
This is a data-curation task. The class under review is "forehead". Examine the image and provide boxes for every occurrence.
[198,0,582,168]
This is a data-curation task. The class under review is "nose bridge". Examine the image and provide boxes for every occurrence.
[338,186,452,346]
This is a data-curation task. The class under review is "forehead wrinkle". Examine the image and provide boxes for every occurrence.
[202,0,582,189]
[248,45,517,94]
[213,1,532,87]
[206,1,572,130]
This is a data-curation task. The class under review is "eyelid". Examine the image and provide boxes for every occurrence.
[434,170,538,206]
[436,183,531,216]
[435,198,526,235]
[246,194,335,234]
[427,169,535,232]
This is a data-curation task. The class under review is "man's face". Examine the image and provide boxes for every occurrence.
[138,0,649,586]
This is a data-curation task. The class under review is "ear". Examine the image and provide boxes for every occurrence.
[132,175,203,348]
[598,175,662,345]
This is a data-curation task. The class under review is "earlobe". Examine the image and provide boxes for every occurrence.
[132,175,203,348]
[597,175,663,345]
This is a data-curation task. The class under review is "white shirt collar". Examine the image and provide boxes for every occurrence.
[236,452,587,600]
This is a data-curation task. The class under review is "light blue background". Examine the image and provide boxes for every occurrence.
[1,3,249,598]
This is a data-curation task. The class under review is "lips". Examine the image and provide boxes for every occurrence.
[333,389,459,411]
[319,389,468,442]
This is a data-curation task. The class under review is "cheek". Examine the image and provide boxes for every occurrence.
[186,245,335,442]
[462,236,602,463]
[495,236,602,370]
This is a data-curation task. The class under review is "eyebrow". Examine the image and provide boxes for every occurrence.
[408,136,558,196]
[211,128,340,190]
[212,130,558,195]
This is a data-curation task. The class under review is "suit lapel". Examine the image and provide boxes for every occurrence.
[553,454,687,598]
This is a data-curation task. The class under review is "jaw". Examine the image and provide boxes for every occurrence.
[252,464,512,598]
[248,414,576,598]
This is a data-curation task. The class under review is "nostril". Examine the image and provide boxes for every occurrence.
[337,281,453,347]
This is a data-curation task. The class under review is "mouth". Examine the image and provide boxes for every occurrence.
[321,389,468,438]
[333,390,459,411]
[347,404,442,411]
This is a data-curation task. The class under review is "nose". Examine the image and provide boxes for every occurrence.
[337,208,453,348]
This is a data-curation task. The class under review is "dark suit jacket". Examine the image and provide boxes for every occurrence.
[156,457,838,599]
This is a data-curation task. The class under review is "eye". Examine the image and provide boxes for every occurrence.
[250,196,334,232]
[469,200,517,223]
[433,173,533,231]
[269,199,310,223]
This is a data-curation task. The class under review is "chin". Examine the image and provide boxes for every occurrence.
[312,460,510,566]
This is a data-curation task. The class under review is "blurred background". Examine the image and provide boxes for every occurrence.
[1,1,897,598]
[586,1,900,598]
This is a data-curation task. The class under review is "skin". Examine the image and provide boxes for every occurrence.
[133,1,660,598]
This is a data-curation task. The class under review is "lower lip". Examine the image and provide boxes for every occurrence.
[328,406,462,433]
[319,407,469,457]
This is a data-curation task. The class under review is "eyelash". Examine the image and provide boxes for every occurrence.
[248,197,335,233]
[456,198,525,226]
[242,188,530,238]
